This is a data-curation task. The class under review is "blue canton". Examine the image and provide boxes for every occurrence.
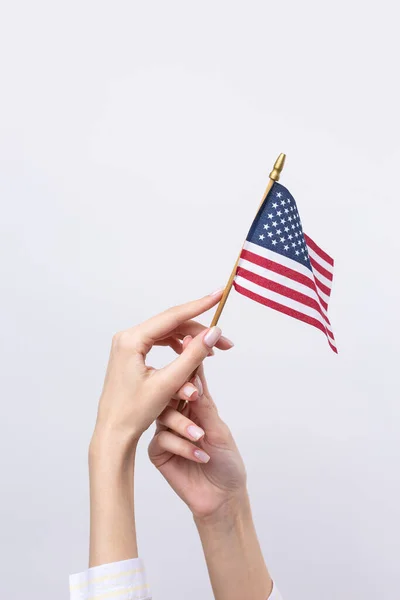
[246,182,312,271]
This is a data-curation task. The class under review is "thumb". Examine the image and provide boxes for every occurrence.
[154,326,222,396]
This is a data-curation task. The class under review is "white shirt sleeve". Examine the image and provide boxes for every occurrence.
[269,581,283,599]
[69,558,151,600]
[69,558,282,600]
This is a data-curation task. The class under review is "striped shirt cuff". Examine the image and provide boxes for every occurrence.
[69,558,151,600]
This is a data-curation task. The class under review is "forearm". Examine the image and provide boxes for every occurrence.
[195,492,273,600]
[88,432,138,567]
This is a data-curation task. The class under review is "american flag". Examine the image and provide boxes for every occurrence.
[233,182,337,352]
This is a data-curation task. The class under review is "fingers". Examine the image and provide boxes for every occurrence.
[172,337,224,438]
[174,373,202,402]
[155,326,223,396]
[181,334,192,352]
[154,336,184,354]
[152,430,211,463]
[133,290,225,352]
[172,337,202,400]
[157,406,205,442]
[184,361,226,434]
[173,321,234,351]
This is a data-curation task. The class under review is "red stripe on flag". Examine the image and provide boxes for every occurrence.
[236,266,334,337]
[304,234,334,267]
[234,281,337,353]
[241,249,315,291]
[309,256,333,282]
[240,248,330,312]
[314,276,331,298]
[317,293,328,312]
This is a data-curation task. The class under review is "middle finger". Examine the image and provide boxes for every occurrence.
[157,406,205,442]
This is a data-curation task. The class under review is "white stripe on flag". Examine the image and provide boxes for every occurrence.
[238,257,330,320]
[243,241,319,285]
[310,268,332,291]
[243,240,332,302]
[307,246,334,274]
[235,274,334,339]
[314,286,330,306]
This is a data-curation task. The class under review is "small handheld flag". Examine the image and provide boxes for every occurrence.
[210,152,336,353]
[177,154,336,414]
[234,181,336,353]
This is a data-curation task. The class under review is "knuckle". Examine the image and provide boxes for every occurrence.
[184,340,207,361]
[111,330,124,347]
[112,330,136,352]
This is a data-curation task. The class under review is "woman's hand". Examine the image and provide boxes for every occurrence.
[148,337,274,600]
[88,290,234,567]
[90,290,233,454]
[148,336,247,520]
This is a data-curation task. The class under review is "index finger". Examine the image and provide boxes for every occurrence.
[133,289,224,350]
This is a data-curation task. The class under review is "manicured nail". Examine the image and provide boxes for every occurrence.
[183,384,197,399]
[220,335,234,348]
[194,449,210,463]
[204,326,222,348]
[194,375,203,397]
[187,425,205,441]
[210,288,225,296]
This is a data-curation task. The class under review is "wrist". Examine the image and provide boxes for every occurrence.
[194,490,273,599]
[194,490,251,533]
[89,426,139,469]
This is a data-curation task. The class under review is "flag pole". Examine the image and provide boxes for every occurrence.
[177,153,286,413]
[209,152,286,327]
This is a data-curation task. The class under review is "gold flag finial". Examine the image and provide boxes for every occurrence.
[269,152,286,181]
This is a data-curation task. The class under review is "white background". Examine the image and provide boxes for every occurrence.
[1,2,399,599]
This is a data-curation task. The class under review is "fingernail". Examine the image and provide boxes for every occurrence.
[183,384,197,399]
[194,375,204,397]
[187,425,205,441]
[210,287,225,296]
[220,335,234,348]
[194,449,210,463]
[204,326,222,348]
